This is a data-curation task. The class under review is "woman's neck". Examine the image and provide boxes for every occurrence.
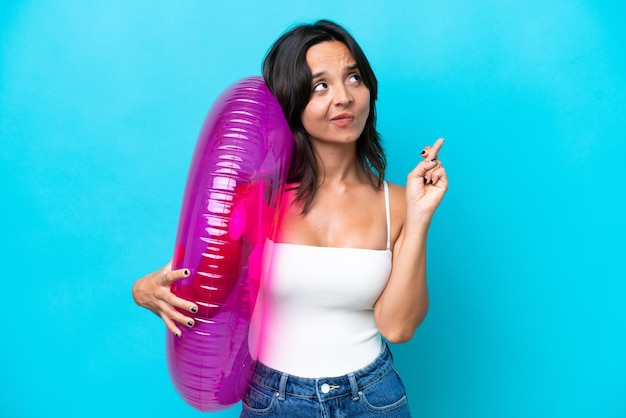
[312,142,365,186]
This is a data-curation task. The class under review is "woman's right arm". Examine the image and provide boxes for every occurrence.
[132,261,198,337]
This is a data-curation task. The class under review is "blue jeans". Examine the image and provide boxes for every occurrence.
[240,344,411,417]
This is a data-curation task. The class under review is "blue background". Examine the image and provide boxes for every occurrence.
[1,1,624,417]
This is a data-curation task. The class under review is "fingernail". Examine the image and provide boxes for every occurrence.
[183,269,190,276]
[190,306,197,313]
[175,332,180,338]
[430,179,434,184]
[423,177,428,183]
[421,150,426,155]
[186,320,194,327]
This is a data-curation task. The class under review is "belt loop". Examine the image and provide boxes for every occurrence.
[277,373,288,400]
[348,373,359,401]
[385,342,393,360]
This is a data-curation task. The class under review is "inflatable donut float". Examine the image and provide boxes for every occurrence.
[166,76,293,411]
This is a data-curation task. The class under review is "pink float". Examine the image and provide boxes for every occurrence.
[167,76,293,411]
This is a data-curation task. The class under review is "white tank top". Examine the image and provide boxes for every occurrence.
[251,182,392,377]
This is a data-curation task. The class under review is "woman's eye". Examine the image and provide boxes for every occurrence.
[313,82,327,92]
[349,74,361,83]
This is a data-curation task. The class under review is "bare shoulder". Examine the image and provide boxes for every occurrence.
[385,181,406,209]
[385,181,407,246]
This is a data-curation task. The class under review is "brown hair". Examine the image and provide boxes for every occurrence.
[262,19,386,212]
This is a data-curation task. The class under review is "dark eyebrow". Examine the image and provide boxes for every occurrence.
[311,64,360,80]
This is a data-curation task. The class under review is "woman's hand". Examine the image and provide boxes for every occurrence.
[406,138,448,219]
[132,260,198,337]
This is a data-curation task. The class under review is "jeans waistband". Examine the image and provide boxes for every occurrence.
[251,343,394,402]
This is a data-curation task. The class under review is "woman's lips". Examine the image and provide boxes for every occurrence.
[330,114,353,127]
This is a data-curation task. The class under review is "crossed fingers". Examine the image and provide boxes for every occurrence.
[420,138,445,185]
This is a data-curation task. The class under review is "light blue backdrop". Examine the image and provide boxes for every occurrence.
[1,1,624,417]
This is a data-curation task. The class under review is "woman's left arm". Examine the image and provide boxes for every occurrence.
[374,138,448,343]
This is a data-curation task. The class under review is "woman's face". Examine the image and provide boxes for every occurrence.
[301,41,370,148]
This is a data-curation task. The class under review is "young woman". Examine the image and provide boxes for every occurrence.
[133,20,447,417]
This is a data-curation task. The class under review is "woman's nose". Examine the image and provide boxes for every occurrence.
[333,84,353,106]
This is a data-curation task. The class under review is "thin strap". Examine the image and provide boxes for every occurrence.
[383,181,391,251]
